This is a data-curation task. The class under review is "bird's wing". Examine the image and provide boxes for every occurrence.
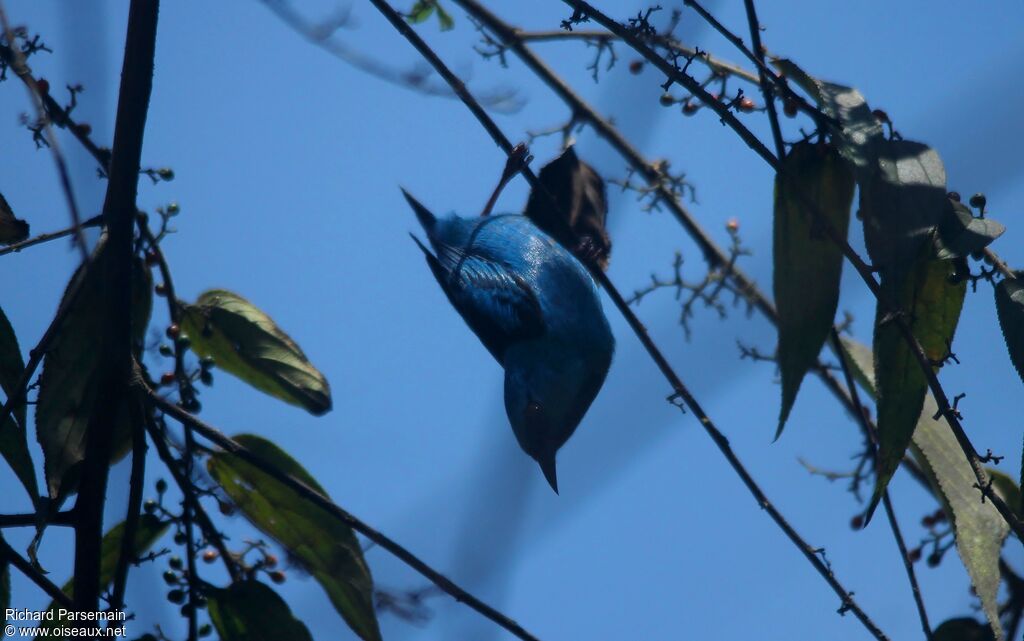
[412,235,545,362]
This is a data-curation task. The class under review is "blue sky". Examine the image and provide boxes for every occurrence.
[2,1,1023,640]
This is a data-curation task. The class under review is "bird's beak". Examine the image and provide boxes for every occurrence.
[538,453,559,495]
[400,188,436,232]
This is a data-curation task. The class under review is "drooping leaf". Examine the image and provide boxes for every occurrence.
[35,515,169,638]
[869,255,966,519]
[935,200,1005,260]
[35,240,152,500]
[207,435,379,641]
[995,273,1024,385]
[0,192,29,244]
[911,394,1006,641]
[933,618,995,641]
[861,140,949,288]
[0,304,39,504]
[208,580,313,641]
[771,59,883,170]
[840,337,1006,640]
[773,141,854,437]
[180,290,331,415]
[435,3,454,30]
[523,145,611,270]
[406,0,435,23]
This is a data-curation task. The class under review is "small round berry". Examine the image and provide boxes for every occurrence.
[160,372,175,386]
[156,478,168,493]
[849,514,864,530]
[200,356,215,370]
[157,167,175,181]
[908,547,922,563]
[659,93,674,107]
[737,97,756,112]
[36,78,49,94]
[143,499,158,514]
[726,218,740,232]
[166,324,180,339]
[783,98,798,117]
[199,370,213,386]
[155,283,168,297]
[159,344,173,357]
[926,552,941,568]
[175,336,191,350]
[169,556,183,570]
[167,589,186,604]
[681,101,699,116]
[202,549,218,564]
[166,202,180,215]
[264,554,278,569]
[145,250,159,266]
[199,624,212,638]
[162,571,178,586]
[947,191,961,202]
[969,193,987,210]
[629,60,644,74]
[218,501,235,516]
[269,570,286,584]
[872,109,889,124]
[921,515,935,528]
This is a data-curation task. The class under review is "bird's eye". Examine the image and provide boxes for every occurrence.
[526,401,543,415]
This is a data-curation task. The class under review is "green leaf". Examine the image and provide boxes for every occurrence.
[0,192,29,244]
[35,515,169,638]
[840,337,1005,640]
[180,290,331,416]
[935,200,1005,260]
[771,59,883,170]
[911,394,1006,641]
[207,435,379,641]
[773,141,854,437]
[35,240,152,500]
[868,255,966,519]
[860,140,949,288]
[995,273,1024,385]
[0,305,39,504]
[406,1,435,23]
[934,618,995,641]
[435,3,455,30]
[208,580,313,641]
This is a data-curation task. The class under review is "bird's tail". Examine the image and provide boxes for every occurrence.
[401,188,436,235]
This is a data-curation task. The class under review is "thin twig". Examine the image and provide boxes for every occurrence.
[143,410,241,582]
[0,214,102,257]
[740,0,784,159]
[140,378,543,641]
[369,3,889,638]
[0,511,74,528]
[832,331,933,640]
[515,28,760,83]
[0,535,75,608]
[0,3,88,261]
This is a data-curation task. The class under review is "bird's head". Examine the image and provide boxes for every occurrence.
[503,349,611,495]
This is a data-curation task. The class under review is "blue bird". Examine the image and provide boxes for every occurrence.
[404,190,614,493]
